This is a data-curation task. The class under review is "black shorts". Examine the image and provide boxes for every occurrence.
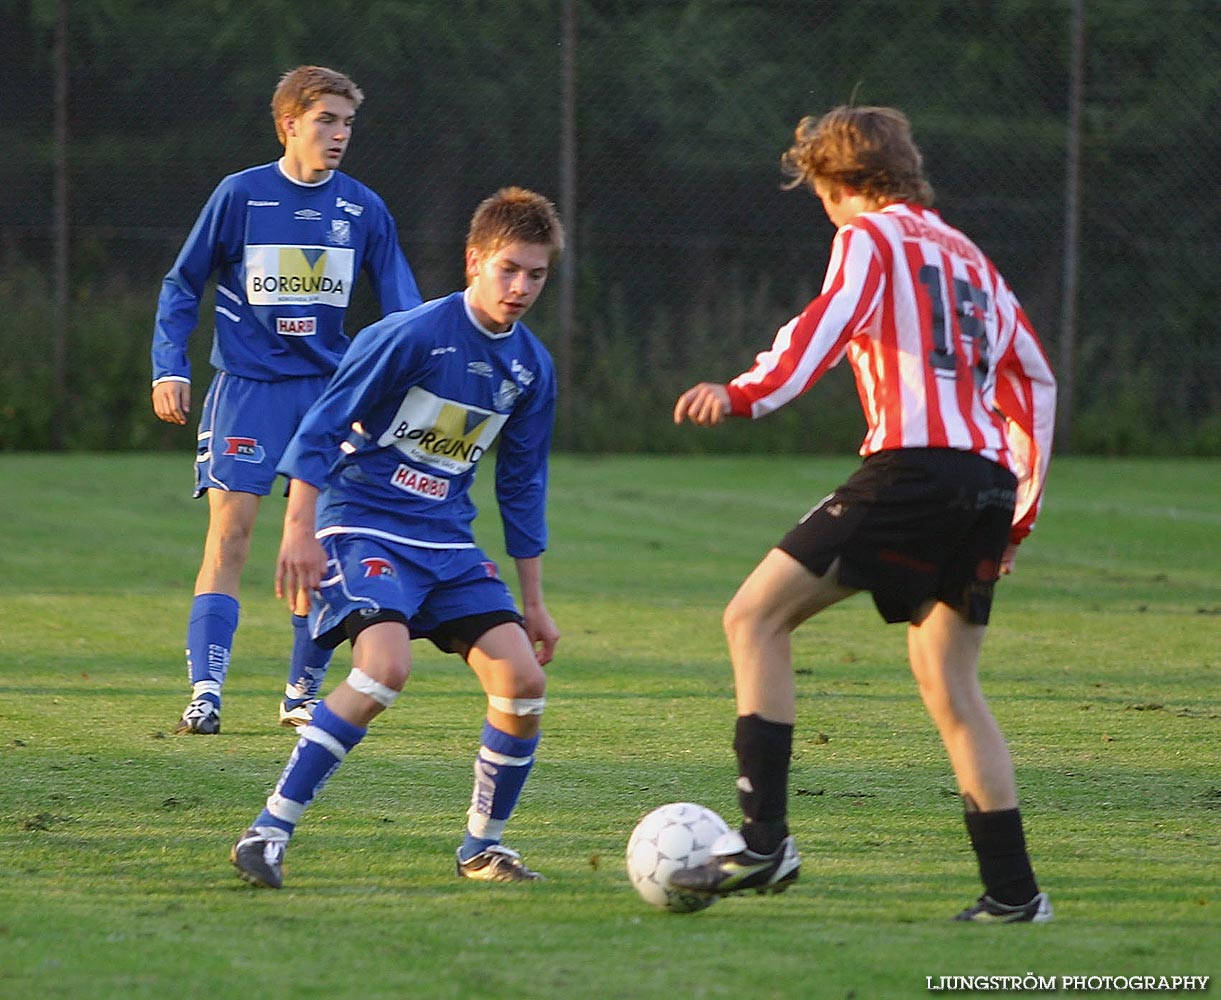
[331,607,524,660]
[777,449,1018,625]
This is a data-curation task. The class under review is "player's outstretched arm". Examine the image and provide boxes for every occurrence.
[673,382,731,426]
[151,380,191,425]
[276,480,328,613]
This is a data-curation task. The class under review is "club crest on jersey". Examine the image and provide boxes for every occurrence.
[390,465,450,500]
[493,379,520,411]
[327,219,351,246]
[223,437,265,463]
[361,557,396,578]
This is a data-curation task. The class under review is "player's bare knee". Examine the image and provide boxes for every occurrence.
[508,659,547,701]
[722,595,754,645]
[486,659,546,714]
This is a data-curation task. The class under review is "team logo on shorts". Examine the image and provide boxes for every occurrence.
[482,561,499,579]
[361,557,396,578]
[223,437,266,463]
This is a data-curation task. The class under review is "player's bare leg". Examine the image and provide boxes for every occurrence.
[723,550,856,723]
[907,600,1017,810]
[195,490,261,595]
[908,600,1049,921]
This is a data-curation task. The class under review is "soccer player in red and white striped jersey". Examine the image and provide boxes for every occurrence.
[670,106,1056,922]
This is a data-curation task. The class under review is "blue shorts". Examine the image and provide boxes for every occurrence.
[194,371,331,497]
[310,533,522,652]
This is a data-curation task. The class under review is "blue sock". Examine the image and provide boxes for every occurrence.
[284,614,333,702]
[253,701,367,837]
[185,593,240,704]
[459,721,540,861]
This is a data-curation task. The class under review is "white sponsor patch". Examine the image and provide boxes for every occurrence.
[245,244,355,307]
[276,316,317,336]
[390,464,450,500]
[378,387,508,475]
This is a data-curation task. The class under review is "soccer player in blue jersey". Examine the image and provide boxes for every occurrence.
[151,66,422,736]
[230,187,564,888]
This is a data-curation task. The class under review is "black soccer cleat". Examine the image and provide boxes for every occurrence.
[456,844,543,882]
[231,827,289,889]
[954,892,1053,923]
[667,831,800,897]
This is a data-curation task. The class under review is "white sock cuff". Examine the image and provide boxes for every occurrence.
[265,793,306,826]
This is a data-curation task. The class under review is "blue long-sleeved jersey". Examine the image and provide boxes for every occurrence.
[280,291,556,558]
[151,161,420,384]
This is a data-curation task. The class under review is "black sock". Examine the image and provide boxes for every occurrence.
[964,807,1039,905]
[733,714,793,854]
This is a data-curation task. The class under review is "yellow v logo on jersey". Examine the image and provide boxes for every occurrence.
[379,387,509,475]
[244,243,355,307]
[433,401,493,451]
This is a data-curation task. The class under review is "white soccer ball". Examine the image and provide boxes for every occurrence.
[625,801,730,913]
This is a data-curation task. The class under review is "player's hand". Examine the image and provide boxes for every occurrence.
[151,381,191,425]
[999,543,1020,576]
[673,382,730,426]
[275,526,328,612]
[522,601,560,666]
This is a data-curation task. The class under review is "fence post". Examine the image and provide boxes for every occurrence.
[1057,0,1085,452]
[53,0,70,449]
[558,0,578,448]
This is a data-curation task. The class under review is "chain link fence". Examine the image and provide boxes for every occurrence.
[3,0,1218,453]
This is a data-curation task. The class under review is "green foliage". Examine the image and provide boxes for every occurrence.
[3,0,1219,454]
[0,261,57,447]
[0,454,1217,997]
[0,251,205,450]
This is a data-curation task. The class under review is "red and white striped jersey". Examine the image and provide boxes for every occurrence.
[725,203,1056,543]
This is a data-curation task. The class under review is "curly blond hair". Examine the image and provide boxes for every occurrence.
[781,106,934,207]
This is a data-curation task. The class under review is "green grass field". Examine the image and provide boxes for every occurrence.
[0,453,1217,999]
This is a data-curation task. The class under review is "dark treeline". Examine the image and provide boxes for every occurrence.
[3,0,1218,455]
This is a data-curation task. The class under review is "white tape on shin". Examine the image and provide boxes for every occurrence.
[487,695,546,717]
[346,668,399,708]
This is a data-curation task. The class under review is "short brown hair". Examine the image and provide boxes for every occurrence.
[466,187,565,260]
[781,106,934,207]
[270,66,365,146]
